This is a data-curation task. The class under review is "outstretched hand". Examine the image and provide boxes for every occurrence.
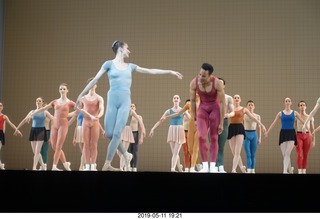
[172,71,183,79]
[149,130,154,138]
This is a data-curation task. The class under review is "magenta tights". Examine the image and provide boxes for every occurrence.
[197,101,220,162]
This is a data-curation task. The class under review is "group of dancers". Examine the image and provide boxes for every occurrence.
[0,40,319,173]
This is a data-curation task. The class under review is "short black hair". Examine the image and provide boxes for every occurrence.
[218,77,225,85]
[201,63,214,75]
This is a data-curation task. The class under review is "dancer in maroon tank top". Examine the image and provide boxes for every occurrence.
[189,63,226,173]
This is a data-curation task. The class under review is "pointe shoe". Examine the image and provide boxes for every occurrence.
[52,166,62,171]
[63,162,71,171]
[240,166,247,173]
[124,153,133,171]
[199,167,209,173]
[289,167,294,174]
[196,164,203,172]
[209,166,219,173]
[0,163,5,170]
[132,167,137,172]
[189,167,197,173]
[39,164,47,171]
[178,164,183,172]
[90,164,97,171]
[218,165,227,173]
[102,162,120,171]
[84,164,90,171]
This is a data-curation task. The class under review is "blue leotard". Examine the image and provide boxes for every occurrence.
[101,60,138,161]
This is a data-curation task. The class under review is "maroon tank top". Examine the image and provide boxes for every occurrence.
[195,76,218,104]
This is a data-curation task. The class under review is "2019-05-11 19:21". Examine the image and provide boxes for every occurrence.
[137,213,182,218]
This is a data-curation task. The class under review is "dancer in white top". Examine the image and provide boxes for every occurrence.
[295,100,315,174]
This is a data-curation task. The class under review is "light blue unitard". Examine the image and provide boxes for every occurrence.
[102,60,137,161]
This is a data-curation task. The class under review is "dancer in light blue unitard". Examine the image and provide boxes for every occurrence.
[76,40,183,171]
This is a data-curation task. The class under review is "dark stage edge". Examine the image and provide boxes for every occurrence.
[1,170,320,213]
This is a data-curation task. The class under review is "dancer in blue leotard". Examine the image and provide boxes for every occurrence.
[76,40,183,171]
[72,112,85,170]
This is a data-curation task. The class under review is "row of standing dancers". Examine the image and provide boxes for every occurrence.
[0,40,320,173]
[152,92,319,174]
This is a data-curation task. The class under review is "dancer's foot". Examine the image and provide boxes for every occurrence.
[199,167,209,173]
[39,164,47,171]
[124,153,133,172]
[178,164,183,172]
[209,166,219,173]
[196,164,203,172]
[289,167,294,174]
[91,163,97,171]
[63,162,71,171]
[218,165,227,173]
[102,162,120,171]
[240,166,247,173]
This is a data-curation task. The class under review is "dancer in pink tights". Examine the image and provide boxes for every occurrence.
[26,83,95,171]
[78,78,105,171]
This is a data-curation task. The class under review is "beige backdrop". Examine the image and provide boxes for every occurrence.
[2,0,320,173]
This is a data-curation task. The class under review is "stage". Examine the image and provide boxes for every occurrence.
[1,170,319,213]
